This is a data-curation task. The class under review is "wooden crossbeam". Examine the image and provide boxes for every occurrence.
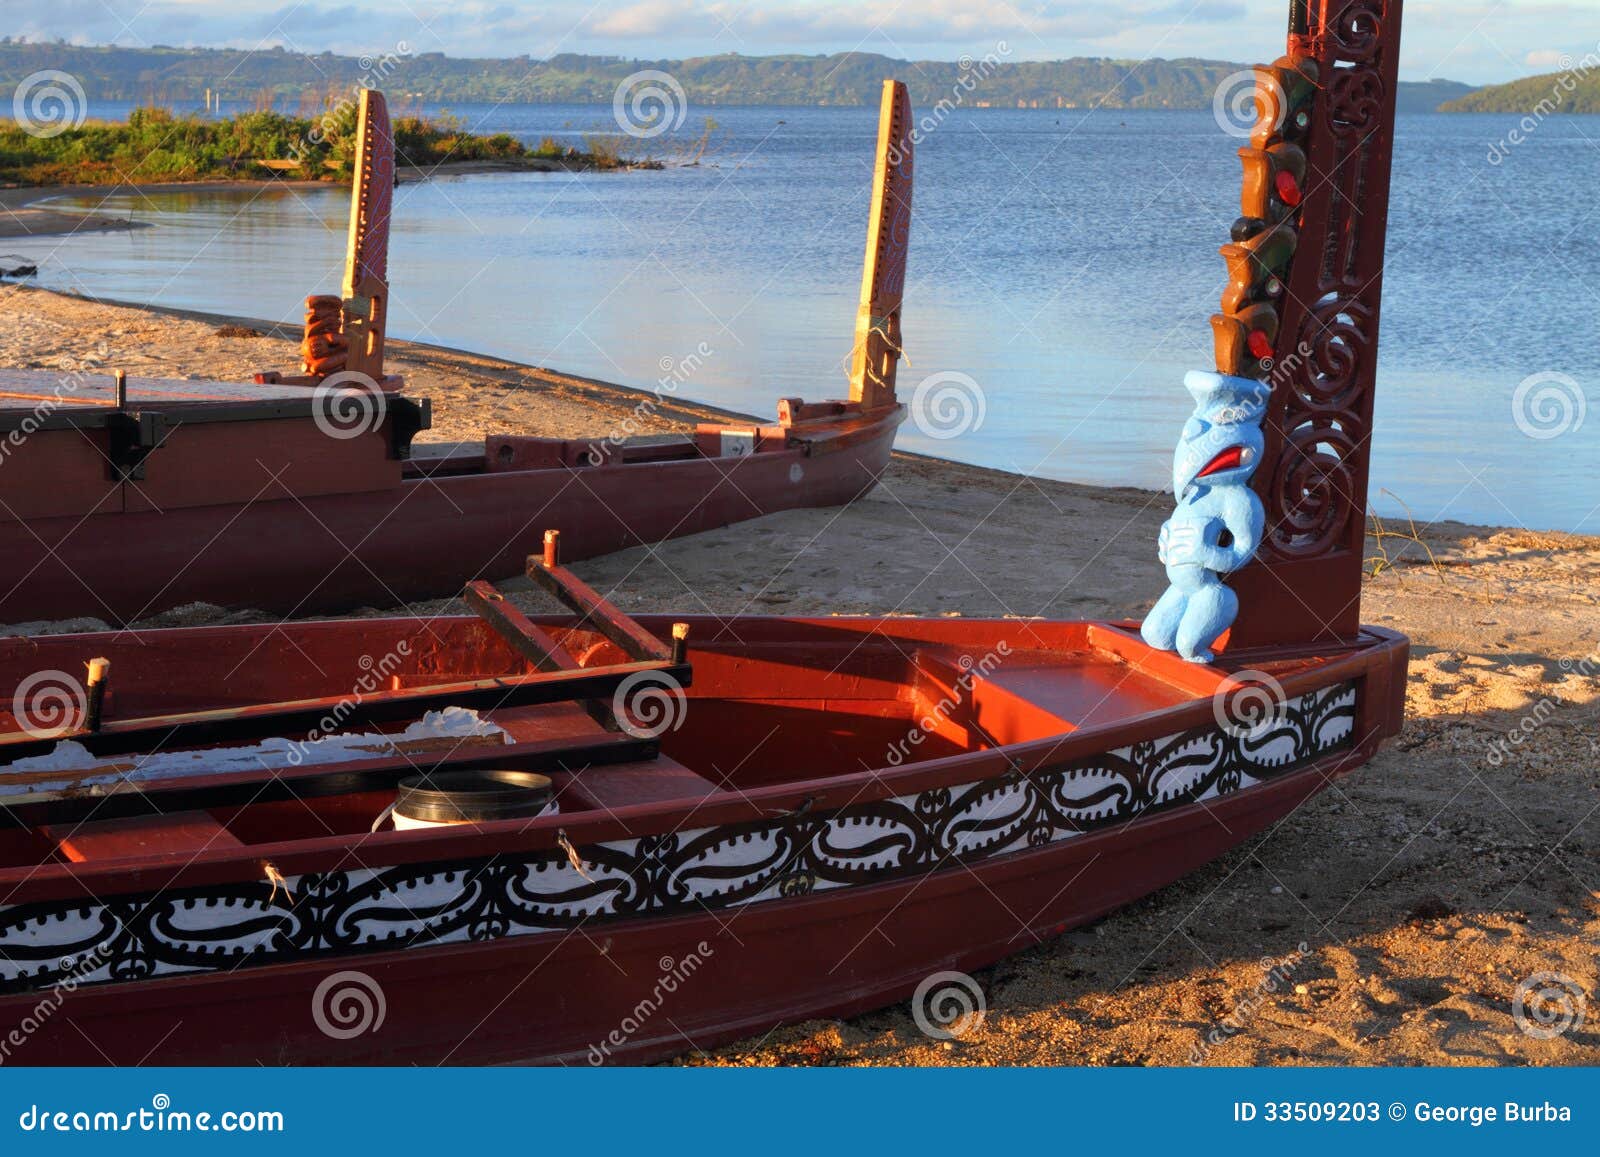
[0,656,684,763]
[463,579,621,730]
[525,531,675,664]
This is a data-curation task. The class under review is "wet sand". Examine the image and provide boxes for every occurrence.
[2,284,1596,1066]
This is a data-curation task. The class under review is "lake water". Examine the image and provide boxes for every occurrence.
[21,104,1600,532]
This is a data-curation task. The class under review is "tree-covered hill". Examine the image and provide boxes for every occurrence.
[1440,69,1600,113]
[0,42,1475,113]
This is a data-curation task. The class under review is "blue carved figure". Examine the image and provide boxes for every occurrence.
[1141,371,1272,663]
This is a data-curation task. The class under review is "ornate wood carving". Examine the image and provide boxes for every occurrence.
[1224,0,1404,649]
[340,88,394,384]
[849,80,915,410]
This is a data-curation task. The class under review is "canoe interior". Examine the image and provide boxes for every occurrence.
[0,614,1359,879]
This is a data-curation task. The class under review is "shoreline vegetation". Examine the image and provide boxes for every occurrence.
[0,104,661,189]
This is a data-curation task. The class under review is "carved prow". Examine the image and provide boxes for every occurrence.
[255,88,396,388]
[1222,0,1405,650]
[849,80,915,410]
[340,88,395,384]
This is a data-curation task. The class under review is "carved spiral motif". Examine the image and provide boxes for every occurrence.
[1266,422,1358,555]
[1294,298,1371,412]
[1327,0,1383,63]
[1328,67,1386,136]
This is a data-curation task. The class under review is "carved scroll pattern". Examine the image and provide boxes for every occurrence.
[1260,0,1396,560]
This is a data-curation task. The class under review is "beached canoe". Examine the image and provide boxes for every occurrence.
[0,83,916,627]
[0,369,902,624]
[0,539,1407,1065]
[0,0,1410,1064]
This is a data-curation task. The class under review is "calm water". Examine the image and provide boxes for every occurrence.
[22,105,1600,532]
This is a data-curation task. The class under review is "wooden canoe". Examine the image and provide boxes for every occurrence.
[0,583,1406,1065]
[0,82,916,627]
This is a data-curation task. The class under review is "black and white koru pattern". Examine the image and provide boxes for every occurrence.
[0,684,1355,994]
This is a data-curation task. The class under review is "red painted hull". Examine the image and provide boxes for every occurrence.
[0,614,1406,1066]
[0,744,1361,1066]
[0,412,899,625]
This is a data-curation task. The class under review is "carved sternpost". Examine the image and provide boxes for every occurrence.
[849,80,915,411]
[340,88,395,385]
[1223,0,1405,650]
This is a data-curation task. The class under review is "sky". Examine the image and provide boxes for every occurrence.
[6,0,1600,85]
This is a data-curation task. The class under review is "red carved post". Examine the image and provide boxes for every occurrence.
[1224,0,1405,650]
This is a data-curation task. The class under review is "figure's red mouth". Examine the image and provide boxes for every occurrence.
[1197,446,1246,478]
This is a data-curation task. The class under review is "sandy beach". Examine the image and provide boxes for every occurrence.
[1,282,1596,1067]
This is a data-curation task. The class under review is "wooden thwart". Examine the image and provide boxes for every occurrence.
[526,531,678,664]
[0,656,685,762]
[463,578,622,730]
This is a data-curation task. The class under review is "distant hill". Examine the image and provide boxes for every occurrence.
[1395,78,1479,113]
[1440,70,1600,113]
[0,43,1477,114]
